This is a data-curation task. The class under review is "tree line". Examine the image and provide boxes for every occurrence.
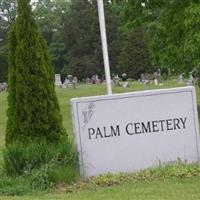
[0,0,200,82]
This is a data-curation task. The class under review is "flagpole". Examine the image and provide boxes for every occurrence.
[97,0,112,95]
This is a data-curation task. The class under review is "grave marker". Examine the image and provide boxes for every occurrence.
[55,74,62,87]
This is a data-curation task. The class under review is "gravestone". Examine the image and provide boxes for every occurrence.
[63,77,69,88]
[95,75,101,84]
[71,87,200,177]
[122,82,129,88]
[91,75,96,84]
[0,82,7,92]
[153,69,162,86]
[113,75,121,87]
[72,76,78,89]
[178,74,184,83]
[140,73,145,82]
[55,74,62,87]
[86,78,90,84]
[121,73,127,81]
[154,71,158,86]
[187,72,194,86]
[157,68,161,85]
[68,75,73,83]
[154,78,158,86]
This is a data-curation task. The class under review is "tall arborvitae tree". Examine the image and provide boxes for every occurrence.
[6,0,65,144]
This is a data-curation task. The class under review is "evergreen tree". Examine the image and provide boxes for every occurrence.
[117,28,152,79]
[62,0,119,79]
[6,0,65,144]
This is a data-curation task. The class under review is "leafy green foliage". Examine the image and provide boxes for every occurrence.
[2,0,200,82]
[33,0,69,73]
[6,0,66,144]
[0,0,16,43]
[113,0,200,76]
[33,0,69,45]
[148,0,200,74]
[183,3,200,80]
[0,0,16,82]
[112,0,146,32]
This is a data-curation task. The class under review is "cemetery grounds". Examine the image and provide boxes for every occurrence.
[0,80,200,200]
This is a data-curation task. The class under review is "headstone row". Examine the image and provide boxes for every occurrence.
[55,74,78,89]
[177,72,194,86]
[140,69,162,87]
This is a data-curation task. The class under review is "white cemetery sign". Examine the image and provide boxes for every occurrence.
[71,87,200,177]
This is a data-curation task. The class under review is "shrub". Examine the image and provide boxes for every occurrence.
[3,140,77,177]
[0,140,78,194]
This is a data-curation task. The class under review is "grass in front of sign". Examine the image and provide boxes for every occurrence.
[0,165,200,200]
[0,80,199,197]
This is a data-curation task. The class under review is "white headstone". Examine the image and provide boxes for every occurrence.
[178,74,184,83]
[122,82,129,88]
[55,74,62,86]
[187,72,194,86]
[154,78,158,86]
[71,87,200,177]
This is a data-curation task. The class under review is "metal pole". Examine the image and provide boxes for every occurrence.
[97,0,112,95]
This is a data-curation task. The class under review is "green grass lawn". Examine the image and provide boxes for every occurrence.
[1,177,200,200]
[0,80,200,199]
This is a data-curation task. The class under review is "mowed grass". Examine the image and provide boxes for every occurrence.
[0,80,200,200]
[1,177,200,200]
